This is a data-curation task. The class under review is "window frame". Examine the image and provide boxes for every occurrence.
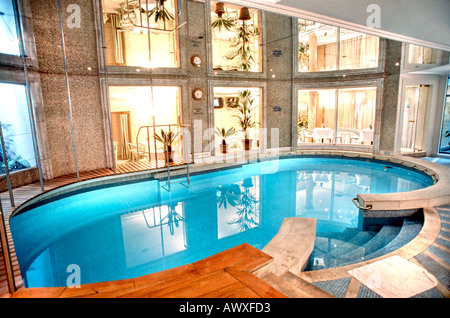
[438,75,450,156]
[292,18,385,78]
[292,79,383,152]
[205,1,267,79]
[98,0,187,76]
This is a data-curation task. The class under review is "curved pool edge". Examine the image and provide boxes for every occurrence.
[10,150,450,220]
[5,150,450,298]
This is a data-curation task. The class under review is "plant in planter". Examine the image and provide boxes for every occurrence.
[225,9,259,71]
[297,115,309,137]
[211,2,234,32]
[148,0,174,25]
[215,127,236,154]
[154,129,179,164]
[227,90,257,150]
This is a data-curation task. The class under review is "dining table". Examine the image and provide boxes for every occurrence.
[313,127,334,143]
[357,128,374,145]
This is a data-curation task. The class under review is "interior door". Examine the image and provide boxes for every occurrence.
[401,85,430,152]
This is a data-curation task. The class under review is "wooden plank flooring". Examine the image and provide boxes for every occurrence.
[9,243,286,298]
[0,159,191,297]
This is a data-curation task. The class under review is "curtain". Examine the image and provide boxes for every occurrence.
[110,14,124,64]
[120,114,130,159]
[338,89,376,130]
[340,34,379,70]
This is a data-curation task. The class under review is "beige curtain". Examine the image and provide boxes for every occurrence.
[110,14,124,64]
[338,89,376,130]
[340,34,379,70]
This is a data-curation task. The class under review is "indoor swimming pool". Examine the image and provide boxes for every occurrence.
[9,156,434,288]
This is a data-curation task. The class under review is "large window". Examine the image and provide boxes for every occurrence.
[210,1,261,72]
[0,82,36,174]
[213,86,262,152]
[297,19,379,73]
[407,44,438,65]
[0,0,20,56]
[102,0,179,68]
[439,76,450,155]
[297,86,376,146]
[108,86,182,164]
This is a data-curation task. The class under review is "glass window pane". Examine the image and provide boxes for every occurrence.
[337,87,376,145]
[439,77,450,154]
[213,87,261,152]
[339,28,379,70]
[102,0,179,68]
[407,44,438,64]
[211,2,261,72]
[0,83,36,174]
[297,89,336,144]
[298,19,337,72]
[108,85,181,163]
[0,0,20,56]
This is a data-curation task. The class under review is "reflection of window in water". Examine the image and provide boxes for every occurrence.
[120,202,186,269]
[217,176,260,239]
[295,171,361,228]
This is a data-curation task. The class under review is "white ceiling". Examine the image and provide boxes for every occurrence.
[223,0,450,52]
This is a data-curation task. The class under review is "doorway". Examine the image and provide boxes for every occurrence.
[400,84,431,153]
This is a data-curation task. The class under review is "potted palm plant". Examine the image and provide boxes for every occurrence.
[215,127,236,153]
[154,129,179,163]
[225,12,259,71]
[227,90,257,150]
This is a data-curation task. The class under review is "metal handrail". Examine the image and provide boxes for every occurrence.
[352,197,372,210]
[135,123,191,167]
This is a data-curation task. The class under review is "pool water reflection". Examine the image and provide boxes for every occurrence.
[10,157,433,287]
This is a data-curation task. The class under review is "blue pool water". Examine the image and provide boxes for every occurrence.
[9,157,434,288]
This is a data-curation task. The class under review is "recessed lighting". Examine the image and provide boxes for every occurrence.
[86,66,92,71]
[272,74,276,78]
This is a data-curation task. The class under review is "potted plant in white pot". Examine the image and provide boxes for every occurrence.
[215,127,236,154]
[227,90,257,151]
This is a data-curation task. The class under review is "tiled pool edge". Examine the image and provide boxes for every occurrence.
[4,150,450,298]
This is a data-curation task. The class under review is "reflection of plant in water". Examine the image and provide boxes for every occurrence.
[164,202,183,235]
[142,202,183,236]
[217,178,259,232]
[0,123,31,174]
[217,184,241,208]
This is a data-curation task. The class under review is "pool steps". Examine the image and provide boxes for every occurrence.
[308,218,423,270]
